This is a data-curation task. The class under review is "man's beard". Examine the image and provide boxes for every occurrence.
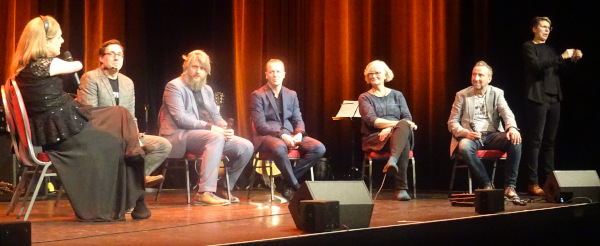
[186,75,206,91]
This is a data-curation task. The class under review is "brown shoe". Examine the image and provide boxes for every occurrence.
[504,187,520,201]
[527,184,545,196]
[145,175,165,188]
[194,192,230,206]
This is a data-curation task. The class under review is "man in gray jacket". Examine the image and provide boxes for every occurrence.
[78,39,171,188]
[448,61,522,200]
[159,50,253,206]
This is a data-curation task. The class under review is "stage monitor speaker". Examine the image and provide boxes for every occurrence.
[298,200,340,232]
[0,221,31,246]
[474,189,504,214]
[289,181,373,230]
[543,170,600,203]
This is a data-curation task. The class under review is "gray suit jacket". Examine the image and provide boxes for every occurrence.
[78,67,137,123]
[447,85,518,156]
[159,77,226,158]
[249,84,305,149]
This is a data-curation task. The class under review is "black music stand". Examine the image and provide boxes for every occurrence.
[332,100,361,178]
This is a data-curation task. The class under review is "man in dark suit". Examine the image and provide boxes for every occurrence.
[250,59,326,200]
[78,39,171,188]
[448,61,522,201]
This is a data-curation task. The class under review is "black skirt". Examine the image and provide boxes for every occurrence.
[45,106,145,222]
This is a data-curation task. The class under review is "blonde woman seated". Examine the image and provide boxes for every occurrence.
[8,16,149,221]
[358,60,416,201]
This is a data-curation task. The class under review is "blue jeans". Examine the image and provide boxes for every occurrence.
[457,131,521,188]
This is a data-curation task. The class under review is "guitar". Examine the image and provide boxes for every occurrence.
[214,92,224,112]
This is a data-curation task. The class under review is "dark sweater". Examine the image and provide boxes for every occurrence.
[522,41,565,103]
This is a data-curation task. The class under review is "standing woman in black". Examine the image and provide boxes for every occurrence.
[358,60,417,201]
[522,16,582,196]
[8,15,150,221]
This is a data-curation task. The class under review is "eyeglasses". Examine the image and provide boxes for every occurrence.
[538,25,553,32]
[367,71,384,76]
[103,52,124,58]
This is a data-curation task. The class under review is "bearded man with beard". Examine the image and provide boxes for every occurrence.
[159,50,253,206]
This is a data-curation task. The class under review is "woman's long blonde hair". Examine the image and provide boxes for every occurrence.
[9,15,61,78]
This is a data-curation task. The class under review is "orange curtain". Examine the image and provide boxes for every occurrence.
[234,0,459,169]
[0,0,127,83]
[0,0,38,81]
[83,0,126,72]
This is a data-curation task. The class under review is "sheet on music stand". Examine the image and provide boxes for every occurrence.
[332,100,361,120]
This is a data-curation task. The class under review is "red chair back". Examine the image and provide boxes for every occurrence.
[6,80,50,166]
[1,83,21,161]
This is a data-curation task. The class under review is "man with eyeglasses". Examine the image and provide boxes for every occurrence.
[78,39,172,188]
[521,17,583,196]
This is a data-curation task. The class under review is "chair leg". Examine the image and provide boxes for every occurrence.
[6,168,31,215]
[54,184,64,207]
[185,159,192,204]
[467,169,472,194]
[411,157,416,199]
[368,158,373,196]
[448,159,458,197]
[155,160,170,202]
[22,165,52,221]
[268,160,274,202]
[17,166,40,219]
[247,158,258,200]
[360,155,366,182]
[224,165,231,201]
[491,159,498,186]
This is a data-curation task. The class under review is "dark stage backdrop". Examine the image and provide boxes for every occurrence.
[1,0,598,190]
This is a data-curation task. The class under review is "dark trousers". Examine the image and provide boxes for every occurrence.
[388,120,413,190]
[523,94,560,185]
[258,136,326,186]
[456,131,521,188]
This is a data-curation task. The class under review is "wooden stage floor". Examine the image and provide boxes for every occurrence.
[1,188,598,245]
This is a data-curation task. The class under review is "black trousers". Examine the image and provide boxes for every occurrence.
[523,94,560,185]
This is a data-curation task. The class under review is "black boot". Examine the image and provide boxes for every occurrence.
[131,195,151,220]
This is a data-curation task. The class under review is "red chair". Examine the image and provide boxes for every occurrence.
[361,150,416,198]
[155,107,231,203]
[448,150,506,195]
[2,80,61,221]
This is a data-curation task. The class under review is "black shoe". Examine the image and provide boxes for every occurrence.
[216,186,240,203]
[274,178,286,194]
[131,196,151,220]
[292,183,301,191]
[281,186,295,201]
